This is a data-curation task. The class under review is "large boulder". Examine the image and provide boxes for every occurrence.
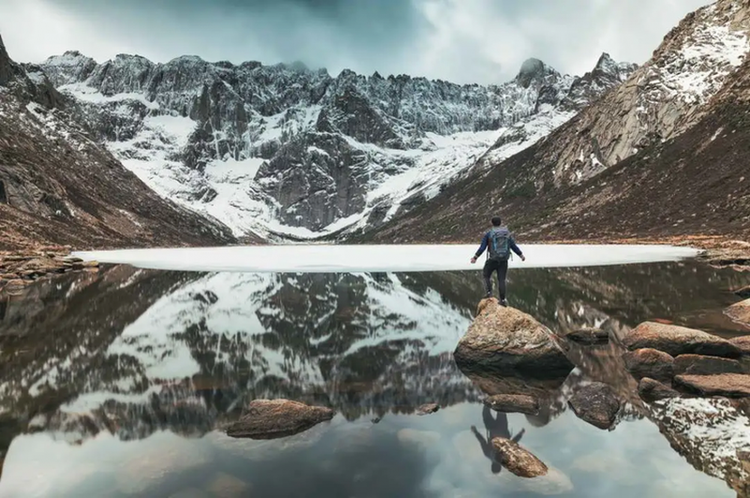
[622,322,741,359]
[726,299,750,327]
[673,354,744,376]
[491,437,548,478]
[637,377,680,403]
[568,383,621,430]
[225,399,334,439]
[622,348,674,382]
[454,299,574,378]
[674,374,750,397]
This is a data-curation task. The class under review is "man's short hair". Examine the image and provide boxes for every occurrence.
[491,216,502,226]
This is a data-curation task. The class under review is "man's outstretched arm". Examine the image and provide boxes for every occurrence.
[471,233,489,263]
[510,236,526,261]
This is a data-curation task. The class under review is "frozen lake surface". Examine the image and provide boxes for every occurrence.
[72,244,701,273]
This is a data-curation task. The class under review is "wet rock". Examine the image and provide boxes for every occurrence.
[225,399,334,439]
[623,348,675,382]
[484,394,539,415]
[205,472,251,498]
[730,335,750,355]
[568,382,621,430]
[735,286,750,299]
[417,403,440,415]
[674,374,750,397]
[563,327,609,345]
[491,437,548,478]
[726,299,750,327]
[638,377,680,403]
[454,298,574,378]
[673,354,744,376]
[623,322,741,359]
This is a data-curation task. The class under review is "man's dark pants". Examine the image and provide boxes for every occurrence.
[483,257,508,299]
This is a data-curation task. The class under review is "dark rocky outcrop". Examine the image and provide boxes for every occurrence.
[637,377,680,403]
[623,348,675,382]
[491,437,549,478]
[484,394,540,415]
[674,374,750,398]
[622,322,741,359]
[568,383,621,430]
[563,327,609,345]
[673,354,744,376]
[225,399,334,440]
[453,299,573,378]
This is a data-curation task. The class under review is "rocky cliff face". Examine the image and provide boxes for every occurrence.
[0,37,236,251]
[360,0,750,245]
[28,44,634,238]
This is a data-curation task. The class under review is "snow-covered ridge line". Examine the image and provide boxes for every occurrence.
[72,244,701,273]
[30,47,636,241]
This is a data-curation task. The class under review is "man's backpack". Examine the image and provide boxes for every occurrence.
[488,227,511,260]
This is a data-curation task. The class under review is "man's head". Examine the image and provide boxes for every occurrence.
[491,216,502,227]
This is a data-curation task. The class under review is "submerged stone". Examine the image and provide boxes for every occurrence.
[568,383,621,430]
[491,437,548,478]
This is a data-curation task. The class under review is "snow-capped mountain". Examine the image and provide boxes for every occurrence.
[28,50,635,240]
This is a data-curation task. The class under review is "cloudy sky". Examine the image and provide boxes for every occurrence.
[2,0,711,84]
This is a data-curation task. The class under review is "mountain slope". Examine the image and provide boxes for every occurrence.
[32,48,634,240]
[359,0,750,245]
[0,35,237,251]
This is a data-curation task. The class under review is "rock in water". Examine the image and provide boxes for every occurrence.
[674,374,750,397]
[563,328,609,345]
[726,299,750,327]
[623,348,675,382]
[454,299,573,377]
[491,437,548,478]
[731,335,750,355]
[734,286,750,299]
[673,354,744,376]
[622,322,741,359]
[225,399,334,439]
[568,383,621,430]
[638,377,680,403]
[484,394,540,415]
[417,403,440,415]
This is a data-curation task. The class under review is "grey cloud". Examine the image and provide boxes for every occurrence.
[2,0,713,84]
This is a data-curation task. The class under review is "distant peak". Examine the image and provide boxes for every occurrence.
[515,58,556,88]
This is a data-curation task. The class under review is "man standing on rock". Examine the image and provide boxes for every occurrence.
[471,216,525,306]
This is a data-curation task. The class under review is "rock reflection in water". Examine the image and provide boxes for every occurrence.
[0,261,748,496]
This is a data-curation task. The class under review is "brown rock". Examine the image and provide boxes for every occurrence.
[623,348,674,382]
[730,335,750,355]
[568,383,621,430]
[673,354,744,376]
[734,286,750,299]
[674,374,750,397]
[623,322,741,359]
[484,394,540,415]
[726,299,750,327]
[637,377,680,403]
[563,328,609,345]
[225,399,334,439]
[416,403,440,415]
[491,437,548,478]
[454,298,573,378]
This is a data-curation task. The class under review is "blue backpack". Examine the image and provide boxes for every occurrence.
[488,227,511,260]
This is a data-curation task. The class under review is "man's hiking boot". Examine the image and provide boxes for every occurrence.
[500,299,508,307]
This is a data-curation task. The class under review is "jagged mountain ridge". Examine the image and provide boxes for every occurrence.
[0,35,236,251]
[360,0,750,244]
[28,47,634,238]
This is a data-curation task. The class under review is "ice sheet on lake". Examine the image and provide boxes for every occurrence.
[72,244,701,273]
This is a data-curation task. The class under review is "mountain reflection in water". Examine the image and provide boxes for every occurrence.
[0,262,748,497]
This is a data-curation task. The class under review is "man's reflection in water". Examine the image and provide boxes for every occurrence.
[471,405,525,474]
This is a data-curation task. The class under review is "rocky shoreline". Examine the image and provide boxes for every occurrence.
[0,246,99,294]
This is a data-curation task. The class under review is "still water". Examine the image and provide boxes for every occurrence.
[0,261,749,497]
